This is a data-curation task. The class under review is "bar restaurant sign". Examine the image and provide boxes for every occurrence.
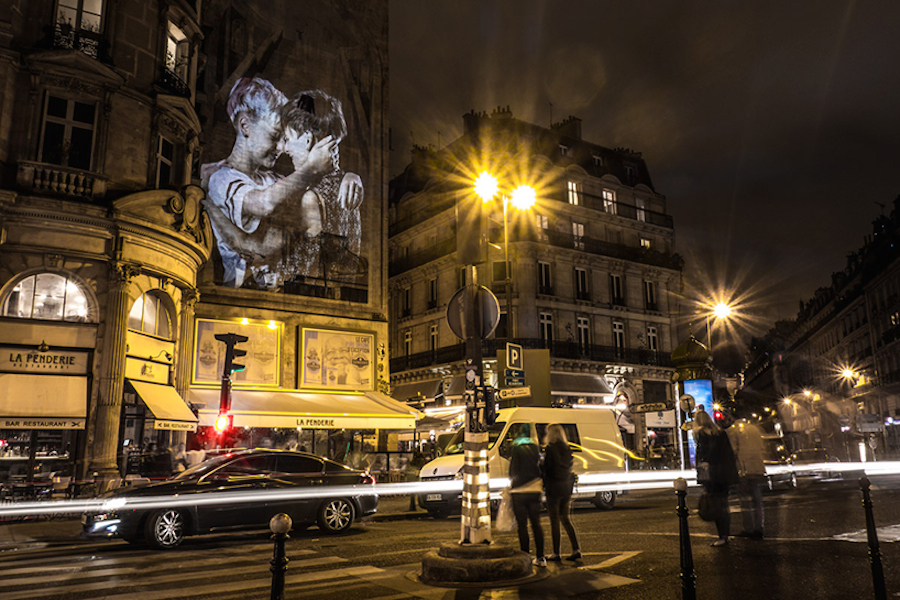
[1,347,90,375]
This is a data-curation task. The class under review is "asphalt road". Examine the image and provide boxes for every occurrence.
[1,475,899,599]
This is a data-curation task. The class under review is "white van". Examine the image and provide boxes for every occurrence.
[417,407,627,518]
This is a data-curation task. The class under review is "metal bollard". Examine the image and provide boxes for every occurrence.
[859,477,887,600]
[269,513,292,600]
[674,478,696,600]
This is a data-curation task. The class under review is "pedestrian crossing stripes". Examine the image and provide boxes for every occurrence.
[0,538,387,600]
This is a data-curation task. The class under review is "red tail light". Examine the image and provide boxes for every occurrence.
[360,472,376,485]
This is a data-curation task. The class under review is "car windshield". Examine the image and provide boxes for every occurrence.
[173,454,238,480]
[442,421,506,455]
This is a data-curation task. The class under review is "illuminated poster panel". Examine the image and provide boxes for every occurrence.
[683,379,714,467]
[193,319,281,387]
[197,2,384,302]
[300,328,373,391]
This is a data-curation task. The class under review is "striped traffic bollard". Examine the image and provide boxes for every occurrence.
[674,478,696,600]
[859,477,887,600]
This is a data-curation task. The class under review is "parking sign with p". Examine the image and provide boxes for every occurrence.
[507,342,523,371]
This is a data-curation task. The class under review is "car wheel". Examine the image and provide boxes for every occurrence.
[789,472,798,489]
[592,491,615,510]
[145,508,186,549]
[318,498,354,534]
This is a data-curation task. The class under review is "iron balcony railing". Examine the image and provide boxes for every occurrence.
[390,337,672,373]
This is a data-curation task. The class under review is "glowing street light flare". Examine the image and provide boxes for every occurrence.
[712,302,732,319]
[473,171,498,202]
[510,185,537,210]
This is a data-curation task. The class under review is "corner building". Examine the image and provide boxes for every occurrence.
[388,108,683,455]
[0,0,410,489]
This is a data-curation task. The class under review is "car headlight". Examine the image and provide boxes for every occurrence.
[454,469,463,480]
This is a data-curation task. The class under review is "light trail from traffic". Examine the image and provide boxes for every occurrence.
[1,462,898,519]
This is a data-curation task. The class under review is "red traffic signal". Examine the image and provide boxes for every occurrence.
[214,413,233,434]
[713,410,724,422]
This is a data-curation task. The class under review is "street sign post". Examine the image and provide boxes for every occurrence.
[505,369,525,378]
[631,402,670,414]
[505,377,526,387]
[506,342,523,370]
[499,386,531,399]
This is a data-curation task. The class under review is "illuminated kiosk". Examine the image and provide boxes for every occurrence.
[670,336,712,468]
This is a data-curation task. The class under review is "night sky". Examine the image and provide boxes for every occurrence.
[389,0,900,342]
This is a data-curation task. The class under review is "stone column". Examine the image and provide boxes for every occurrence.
[89,263,139,482]
[173,288,199,446]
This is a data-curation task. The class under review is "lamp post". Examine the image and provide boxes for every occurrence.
[473,172,535,340]
[705,301,732,352]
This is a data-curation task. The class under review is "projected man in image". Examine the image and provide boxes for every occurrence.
[201,77,336,287]
[204,84,365,290]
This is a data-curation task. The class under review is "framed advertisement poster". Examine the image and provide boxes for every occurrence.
[193,319,281,387]
[301,329,373,391]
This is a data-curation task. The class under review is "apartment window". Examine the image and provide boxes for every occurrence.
[539,312,554,344]
[574,267,589,300]
[40,95,96,170]
[624,164,638,184]
[55,0,104,58]
[492,261,509,282]
[636,198,647,222]
[577,316,590,349]
[401,287,411,317]
[647,326,659,352]
[538,262,553,295]
[427,278,437,309]
[610,274,624,305]
[404,330,412,356]
[496,311,509,339]
[536,214,549,241]
[572,222,585,250]
[592,154,604,167]
[429,324,438,353]
[1,272,93,322]
[128,292,172,339]
[567,180,581,206]
[156,135,176,188]
[613,321,625,350]
[640,237,652,250]
[602,189,616,214]
[166,21,191,82]
[559,144,569,156]
[644,280,658,311]
[457,266,466,289]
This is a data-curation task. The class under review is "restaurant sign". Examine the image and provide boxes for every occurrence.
[0,347,90,375]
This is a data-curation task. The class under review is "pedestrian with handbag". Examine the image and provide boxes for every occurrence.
[508,423,546,567]
[693,408,739,547]
[543,423,582,562]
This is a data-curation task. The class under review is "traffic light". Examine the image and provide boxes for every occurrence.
[213,413,233,434]
[215,332,249,376]
[713,410,724,423]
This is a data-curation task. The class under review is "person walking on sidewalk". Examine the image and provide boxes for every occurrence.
[543,423,582,562]
[727,418,767,539]
[508,423,546,567]
[694,408,739,547]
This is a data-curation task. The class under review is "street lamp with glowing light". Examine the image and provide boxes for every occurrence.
[473,171,536,339]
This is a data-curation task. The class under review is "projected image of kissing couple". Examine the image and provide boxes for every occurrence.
[201,77,366,291]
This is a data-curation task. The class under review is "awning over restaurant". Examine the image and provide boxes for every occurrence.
[391,379,442,402]
[0,373,87,429]
[128,380,199,432]
[189,388,421,430]
[551,373,614,397]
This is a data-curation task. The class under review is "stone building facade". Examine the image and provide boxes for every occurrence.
[0,0,403,487]
[388,108,683,454]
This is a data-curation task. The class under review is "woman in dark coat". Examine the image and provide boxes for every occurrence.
[508,423,546,566]
[694,409,740,546]
[543,423,582,561]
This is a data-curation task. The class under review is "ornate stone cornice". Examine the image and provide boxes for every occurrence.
[109,262,141,286]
